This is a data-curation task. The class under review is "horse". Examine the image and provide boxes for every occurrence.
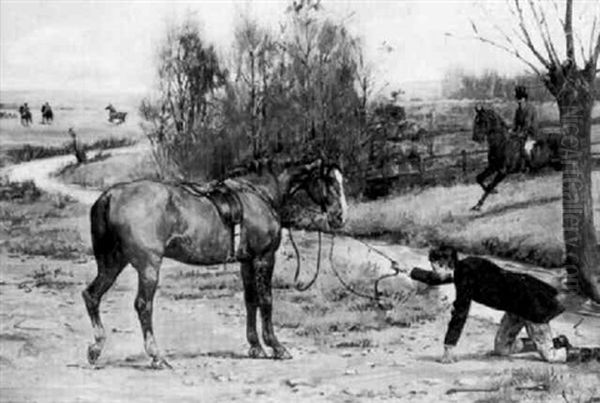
[41,103,53,124]
[105,104,127,124]
[18,106,32,127]
[471,106,561,211]
[82,158,348,368]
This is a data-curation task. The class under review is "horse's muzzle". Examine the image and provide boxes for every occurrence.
[327,211,346,229]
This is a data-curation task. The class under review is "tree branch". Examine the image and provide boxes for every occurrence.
[564,0,575,62]
[590,15,598,62]
[550,0,565,28]
[593,32,600,68]
[512,0,552,68]
[450,31,542,75]
[526,0,560,64]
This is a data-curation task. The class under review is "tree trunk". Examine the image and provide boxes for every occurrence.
[556,79,600,303]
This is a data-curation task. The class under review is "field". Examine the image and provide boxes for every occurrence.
[1,91,599,402]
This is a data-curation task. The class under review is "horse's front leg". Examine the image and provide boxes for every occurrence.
[255,253,291,360]
[472,171,506,211]
[240,260,267,358]
[475,165,494,192]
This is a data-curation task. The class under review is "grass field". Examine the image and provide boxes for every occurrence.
[345,169,600,267]
[0,90,143,145]
[0,178,90,259]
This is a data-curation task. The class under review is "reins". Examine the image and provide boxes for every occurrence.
[326,232,414,310]
[288,224,413,310]
[289,228,322,291]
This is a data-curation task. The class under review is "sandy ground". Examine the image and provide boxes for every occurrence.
[1,153,599,403]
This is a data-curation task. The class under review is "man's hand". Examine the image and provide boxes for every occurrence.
[439,345,457,364]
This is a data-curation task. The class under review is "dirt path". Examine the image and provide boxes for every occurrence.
[1,153,599,402]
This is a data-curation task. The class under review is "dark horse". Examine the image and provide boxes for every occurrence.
[18,105,32,127]
[83,159,348,368]
[105,104,127,124]
[41,103,53,124]
[471,106,561,210]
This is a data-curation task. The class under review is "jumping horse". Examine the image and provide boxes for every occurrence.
[83,158,348,368]
[471,106,561,210]
[105,104,127,124]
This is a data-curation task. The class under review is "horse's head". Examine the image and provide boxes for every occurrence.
[105,104,114,111]
[472,106,489,143]
[294,159,348,229]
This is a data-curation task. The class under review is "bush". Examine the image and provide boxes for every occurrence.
[0,178,41,202]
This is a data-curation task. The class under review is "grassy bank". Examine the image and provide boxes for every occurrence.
[0,178,90,260]
[57,149,159,188]
[344,170,600,268]
[0,136,137,168]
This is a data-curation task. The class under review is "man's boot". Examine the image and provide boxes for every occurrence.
[566,347,600,363]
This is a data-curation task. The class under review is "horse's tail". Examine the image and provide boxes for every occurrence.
[90,191,121,267]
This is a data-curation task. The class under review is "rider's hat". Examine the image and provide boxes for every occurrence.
[515,85,528,100]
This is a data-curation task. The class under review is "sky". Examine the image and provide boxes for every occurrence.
[1,0,598,95]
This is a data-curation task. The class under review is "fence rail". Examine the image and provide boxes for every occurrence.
[362,148,600,193]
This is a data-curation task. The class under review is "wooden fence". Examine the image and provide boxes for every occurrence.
[361,141,600,198]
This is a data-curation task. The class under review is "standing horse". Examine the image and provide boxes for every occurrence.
[105,104,127,124]
[471,106,560,211]
[83,159,348,368]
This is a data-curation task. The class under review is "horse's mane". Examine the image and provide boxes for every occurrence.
[480,107,509,130]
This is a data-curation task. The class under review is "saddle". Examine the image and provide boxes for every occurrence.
[179,181,244,260]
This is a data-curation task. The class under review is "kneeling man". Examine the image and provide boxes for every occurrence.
[413,245,598,364]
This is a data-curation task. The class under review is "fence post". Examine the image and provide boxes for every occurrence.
[418,155,425,185]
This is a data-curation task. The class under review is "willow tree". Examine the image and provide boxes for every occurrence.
[471,0,600,302]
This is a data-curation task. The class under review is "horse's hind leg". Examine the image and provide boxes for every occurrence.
[255,253,291,360]
[82,259,126,365]
[240,260,267,358]
[132,257,171,369]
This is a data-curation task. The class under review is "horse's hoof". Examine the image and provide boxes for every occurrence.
[150,356,173,370]
[248,346,267,359]
[87,344,102,365]
[272,347,292,360]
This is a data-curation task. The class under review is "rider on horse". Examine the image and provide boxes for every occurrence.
[512,85,538,171]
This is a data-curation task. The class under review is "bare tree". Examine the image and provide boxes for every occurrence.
[470,0,600,302]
